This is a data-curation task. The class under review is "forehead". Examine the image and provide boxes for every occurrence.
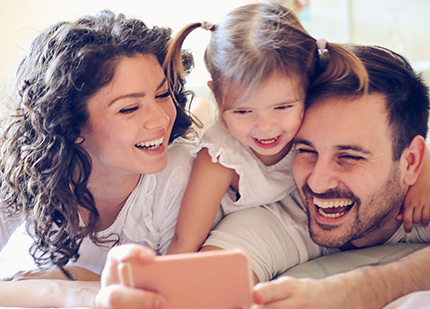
[296,94,393,151]
[222,72,304,109]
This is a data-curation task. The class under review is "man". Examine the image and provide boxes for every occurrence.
[94,45,430,308]
[250,44,430,308]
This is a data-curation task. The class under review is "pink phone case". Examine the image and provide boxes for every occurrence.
[119,249,253,309]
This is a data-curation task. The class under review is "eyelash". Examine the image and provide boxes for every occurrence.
[119,91,171,114]
[296,149,363,161]
[275,105,292,110]
[156,91,171,99]
[119,106,139,114]
[340,155,363,161]
[233,110,250,115]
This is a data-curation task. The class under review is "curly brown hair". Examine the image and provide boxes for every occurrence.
[0,10,194,268]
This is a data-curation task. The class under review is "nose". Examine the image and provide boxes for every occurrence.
[144,101,171,130]
[254,113,275,132]
[306,157,341,194]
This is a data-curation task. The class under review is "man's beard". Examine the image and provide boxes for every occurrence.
[301,163,405,248]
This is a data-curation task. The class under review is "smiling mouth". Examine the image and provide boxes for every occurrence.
[135,137,164,150]
[314,197,354,218]
[255,136,280,144]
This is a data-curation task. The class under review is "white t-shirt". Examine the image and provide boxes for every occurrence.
[191,117,296,215]
[0,138,196,276]
[204,188,430,282]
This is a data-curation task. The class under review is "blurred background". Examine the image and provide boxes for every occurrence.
[1,0,429,107]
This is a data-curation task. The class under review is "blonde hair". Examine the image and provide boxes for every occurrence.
[165,1,368,109]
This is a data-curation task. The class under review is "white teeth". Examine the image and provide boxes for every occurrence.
[136,137,164,150]
[318,207,347,218]
[314,197,354,219]
[257,136,279,144]
[313,198,353,209]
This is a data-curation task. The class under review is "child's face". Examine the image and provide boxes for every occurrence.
[222,72,304,165]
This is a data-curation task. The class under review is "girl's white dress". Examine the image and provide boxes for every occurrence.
[191,117,297,216]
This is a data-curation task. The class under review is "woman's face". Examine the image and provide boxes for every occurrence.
[81,54,176,178]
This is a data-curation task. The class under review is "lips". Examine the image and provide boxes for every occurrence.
[253,135,281,148]
[314,197,354,219]
[256,136,279,144]
[135,136,164,150]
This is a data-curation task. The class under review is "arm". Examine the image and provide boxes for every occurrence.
[0,280,100,307]
[167,148,235,254]
[399,146,430,232]
[3,265,100,281]
[253,246,430,309]
[95,244,167,309]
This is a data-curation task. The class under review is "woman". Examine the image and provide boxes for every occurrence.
[0,9,196,306]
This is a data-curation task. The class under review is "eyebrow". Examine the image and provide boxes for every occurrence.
[108,78,167,107]
[294,138,372,155]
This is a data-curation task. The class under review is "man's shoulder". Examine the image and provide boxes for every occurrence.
[387,224,430,244]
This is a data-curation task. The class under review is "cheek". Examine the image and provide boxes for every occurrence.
[167,102,177,125]
[282,112,304,135]
[224,115,248,137]
[293,158,309,187]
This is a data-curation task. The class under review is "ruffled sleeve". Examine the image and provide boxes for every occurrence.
[190,117,296,214]
[0,211,24,251]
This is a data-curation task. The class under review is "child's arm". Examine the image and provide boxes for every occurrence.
[398,146,430,232]
[167,148,236,254]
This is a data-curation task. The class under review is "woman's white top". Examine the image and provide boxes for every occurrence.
[191,117,297,216]
[0,138,196,276]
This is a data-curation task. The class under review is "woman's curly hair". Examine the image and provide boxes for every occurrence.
[0,10,194,268]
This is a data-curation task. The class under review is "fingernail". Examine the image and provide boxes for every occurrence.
[155,297,167,309]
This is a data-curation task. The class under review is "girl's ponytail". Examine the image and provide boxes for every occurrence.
[314,40,369,93]
[164,22,212,95]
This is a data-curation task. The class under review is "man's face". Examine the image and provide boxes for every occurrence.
[293,94,407,248]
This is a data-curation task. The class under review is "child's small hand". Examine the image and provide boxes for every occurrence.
[396,201,430,233]
[398,145,430,233]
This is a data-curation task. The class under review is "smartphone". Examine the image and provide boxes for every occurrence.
[118,249,253,309]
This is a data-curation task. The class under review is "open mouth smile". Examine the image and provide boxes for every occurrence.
[314,197,354,219]
[135,136,164,150]
[255,136,279,144]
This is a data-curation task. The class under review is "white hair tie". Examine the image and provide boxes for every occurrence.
[201,21,215,31]
[316,38,328,56]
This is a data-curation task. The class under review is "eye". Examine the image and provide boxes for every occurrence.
[156,91,171,100]
[233,109,251,115]
[339,154,364,162]
[119,106,139,114]
[296,147,317,155]
[275,104,292,111]
[295,147,318,163]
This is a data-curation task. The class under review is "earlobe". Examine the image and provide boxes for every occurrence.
[402,135,427,185]
[207,81,213,91]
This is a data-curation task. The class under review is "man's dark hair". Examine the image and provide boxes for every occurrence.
[306,45,429,160]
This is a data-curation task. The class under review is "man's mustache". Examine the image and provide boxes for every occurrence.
[301,183,361,204]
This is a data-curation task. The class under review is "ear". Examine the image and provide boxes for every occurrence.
[402,135,427,186]
[207,80,224,110]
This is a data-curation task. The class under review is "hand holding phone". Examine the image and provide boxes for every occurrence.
[118,249,253,309]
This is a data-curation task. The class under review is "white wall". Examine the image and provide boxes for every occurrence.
[0,0,248,95]
[1,0,429,97]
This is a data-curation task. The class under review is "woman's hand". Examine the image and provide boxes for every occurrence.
[95,244,168,309]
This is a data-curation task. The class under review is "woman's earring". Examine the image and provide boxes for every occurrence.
[75,136,85,144]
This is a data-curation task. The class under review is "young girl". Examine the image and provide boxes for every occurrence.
[165,1,430,255]
[165,1,368,254]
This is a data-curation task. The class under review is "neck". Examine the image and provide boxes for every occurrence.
[85,167,141,231]
[347,219,403,250]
